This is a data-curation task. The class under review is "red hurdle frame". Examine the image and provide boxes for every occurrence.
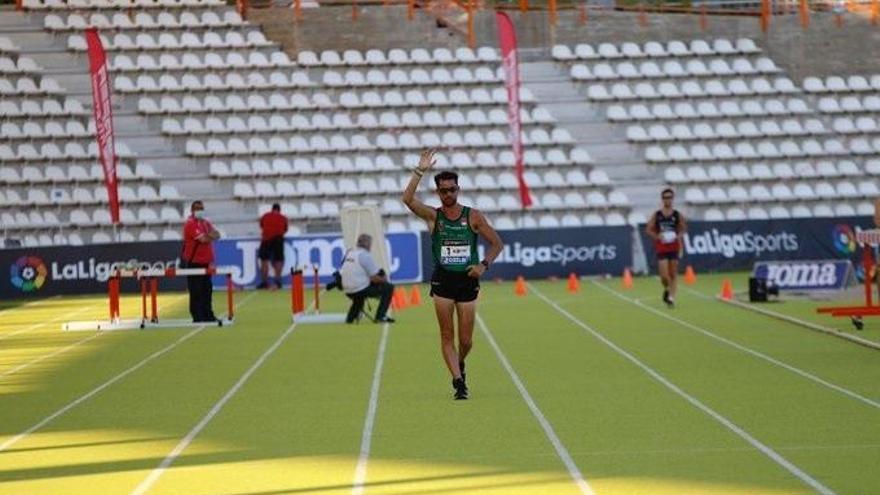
[107,266,236,327]
[817,230,880,318]
[290,266,321,316]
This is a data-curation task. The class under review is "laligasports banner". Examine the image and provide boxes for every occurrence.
[212,232,423,287]
[639,216,875,272]
[420,226,632,279]
[0,233,423,299]
[752,260,853,291]
[1,241,183,298]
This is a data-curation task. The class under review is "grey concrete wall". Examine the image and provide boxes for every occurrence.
[247,4,462,54]
[251,4,880,81]
[470,9,880,81]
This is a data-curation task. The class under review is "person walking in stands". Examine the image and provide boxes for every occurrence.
[182,200,220,322]
[258,203,289,289]
[645,188,687,308]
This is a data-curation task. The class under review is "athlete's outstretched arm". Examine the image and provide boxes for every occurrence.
[402,148,438,223]
[468,209,503,278]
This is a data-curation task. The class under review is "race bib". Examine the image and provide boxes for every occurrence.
[660,231,677,244]
[440,244,470,265]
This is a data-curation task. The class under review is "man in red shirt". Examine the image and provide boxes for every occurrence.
[182,200,221,322]
[258,203,289,289]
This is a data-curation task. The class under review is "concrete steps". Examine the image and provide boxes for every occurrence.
[0,10,257,236]
[520,57,664,219]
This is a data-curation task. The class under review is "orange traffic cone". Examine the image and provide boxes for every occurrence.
[720,279,734,300]
[514,275,527,296]
[395,287,409,309]
[684,265,697,285]
[567,272,579,293]
[622,268,634,289]
[409,285,422,306]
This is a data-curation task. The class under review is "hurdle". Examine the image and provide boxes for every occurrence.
[817,229,880,321]
[290,267,346,324]
[63,266,237,331]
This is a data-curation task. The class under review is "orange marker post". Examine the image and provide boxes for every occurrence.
[720,279,734,300]
[410,285,422,306]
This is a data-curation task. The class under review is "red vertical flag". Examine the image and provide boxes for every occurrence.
[496,11,532,208]
[85,28,120,224]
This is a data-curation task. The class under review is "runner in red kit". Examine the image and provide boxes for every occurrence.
[645,188,687,308]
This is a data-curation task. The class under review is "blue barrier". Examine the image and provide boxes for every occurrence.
[638,216,874,272]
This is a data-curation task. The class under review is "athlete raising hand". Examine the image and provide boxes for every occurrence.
[402,149,504,400]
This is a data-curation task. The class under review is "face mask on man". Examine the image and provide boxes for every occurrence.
[193,210,205,219]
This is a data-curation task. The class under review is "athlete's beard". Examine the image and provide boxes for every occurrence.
[441,196,457,207]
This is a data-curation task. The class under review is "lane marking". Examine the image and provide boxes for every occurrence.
[351,323,391,495]
[593,282,880,409]
[130,291,306,495]
[532,284,835,495]
[477,313,596,495]
[0,292,257,453]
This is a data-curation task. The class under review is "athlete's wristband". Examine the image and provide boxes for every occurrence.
[413,168,424,177]
[480,260,490,270]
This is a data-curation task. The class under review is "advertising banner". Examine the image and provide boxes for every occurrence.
[1,241,182,298]
[85,27,119,224]
[639,216,874,272]
[212,232,423,287]
[496,11,532,208]
[1,233,423,299]
[752,260,853,291]
[420,226,632,279]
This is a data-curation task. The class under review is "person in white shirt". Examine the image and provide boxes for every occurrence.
[341,234,395,323]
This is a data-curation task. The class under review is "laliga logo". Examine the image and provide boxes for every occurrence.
[10,256,48,292]
[832,225,857,255]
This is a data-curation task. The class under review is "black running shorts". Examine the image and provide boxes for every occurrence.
[258,237,285,262]
[430,267,480,303]
[657,251,679,261]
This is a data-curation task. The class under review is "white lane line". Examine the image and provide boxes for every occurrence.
[0,333,100,379]
[0,292,258,453]
[476,313,596,495]
[351,323,391,495]
[130,292,304,495]
[531,285,836,495]
[0,304,98,341]
[0,295,190,379]
[0,326,206,452]
[683,286,880,351]
[0,296,61,315]
[593,281,880,410]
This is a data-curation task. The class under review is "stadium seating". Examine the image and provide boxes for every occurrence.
[557,37,879,220]
[0,31,186,246]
